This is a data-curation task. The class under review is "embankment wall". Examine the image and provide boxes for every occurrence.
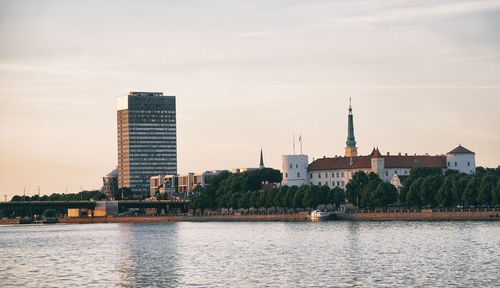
[339,209,499,221]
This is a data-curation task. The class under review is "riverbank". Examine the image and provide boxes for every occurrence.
[42,209,500,223]
[2,209,498,224]
[338,209,500,221]
[58,213,310,224]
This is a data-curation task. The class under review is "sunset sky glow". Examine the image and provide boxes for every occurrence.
[1,0,500,199]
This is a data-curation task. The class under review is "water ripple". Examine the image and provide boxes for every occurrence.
[0,221,498,287]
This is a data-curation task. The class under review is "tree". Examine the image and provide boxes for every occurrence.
[406,178,423,207]
[274,186,286,208]
[379,182,398,207]
[360,188,372,208]
[118,187,134,200]
[371,183,386,208]
[293,186,307,209]
[463,176,480,206]
[302,187,312,209]
[346,171,368,208]
[333,187,345,207]
[401,167,442,205]
[229,193,240,210]
[239,191,251,210]
[189,197,200,211]
[436,176,457,207]
[477,175,498,206]
[260,168,282,183]
[419,174,443,207]
[327,188,335,206]
[43,209,57,218]
[494,178,500,206]
[283,186,296,209]
[192,185,203,196]
[317,186,329,206]
[250,191,259,208]
[359,173,383,208]
[265,189,276,209]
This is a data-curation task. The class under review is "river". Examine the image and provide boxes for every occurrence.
[0,221,499,287]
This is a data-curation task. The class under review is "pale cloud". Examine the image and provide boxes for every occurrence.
[239,0,500,37]
[340,0,500,24]
[1,0,500,200]
[268,84,500,90]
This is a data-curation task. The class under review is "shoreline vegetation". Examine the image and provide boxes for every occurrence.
[4,167,500,221]
[1,209,498,225]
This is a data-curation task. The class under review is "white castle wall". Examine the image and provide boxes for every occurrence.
[282,155,308,186]
[446,153,475,174]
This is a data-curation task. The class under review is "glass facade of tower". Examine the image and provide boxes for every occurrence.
[117,92,177,198]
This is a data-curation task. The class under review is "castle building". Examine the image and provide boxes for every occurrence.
[308,148,447,189]
[282,100,476,188]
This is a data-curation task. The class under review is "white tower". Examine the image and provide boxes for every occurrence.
[446,145,475,174]
[282,155,308,186]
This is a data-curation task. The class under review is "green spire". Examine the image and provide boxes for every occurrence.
[346,98,356,148]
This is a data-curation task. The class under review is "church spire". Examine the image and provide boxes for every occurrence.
[345,97,358,157]
[259,148,264,169]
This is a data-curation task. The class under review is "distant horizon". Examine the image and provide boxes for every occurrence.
[1,0,500,199]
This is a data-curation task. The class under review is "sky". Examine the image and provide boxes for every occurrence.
[1,0,500,199]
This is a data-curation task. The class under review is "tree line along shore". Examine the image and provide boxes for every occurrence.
[6,167,500,215]
[187,166,500,213]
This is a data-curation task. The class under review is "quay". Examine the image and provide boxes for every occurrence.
[58,213,310,224]
[337,208,500,221]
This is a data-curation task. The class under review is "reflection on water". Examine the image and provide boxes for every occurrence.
[117,223,180,287]
[0,221,498,287]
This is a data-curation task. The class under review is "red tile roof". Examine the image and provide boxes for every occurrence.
[309,153,446,170]
[384,155,446,168]
[370,147,382,158]
[309,156,372,170]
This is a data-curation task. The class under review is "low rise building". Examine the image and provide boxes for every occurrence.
[102,168,118,199]
[152,170,225,199]
[231,168,259,173]
[150,174,165,197]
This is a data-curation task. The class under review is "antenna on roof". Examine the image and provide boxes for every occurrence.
[293,133,296,155]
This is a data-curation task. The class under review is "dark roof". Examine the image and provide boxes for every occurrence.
[309,153,446,170]
[447,145,474,155]
[106,169,118,177]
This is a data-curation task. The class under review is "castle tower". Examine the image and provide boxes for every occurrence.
[345,97,358,157]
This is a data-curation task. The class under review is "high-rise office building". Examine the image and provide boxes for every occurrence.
[117,92,177,198]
